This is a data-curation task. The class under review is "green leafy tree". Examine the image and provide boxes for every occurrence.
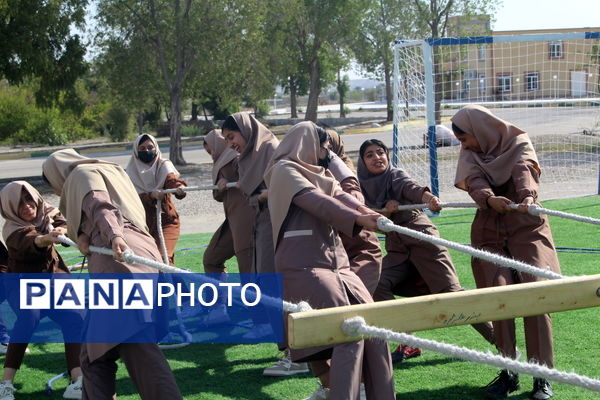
[95,0,228,164]
[0,0,88,107]
[412,0,498,123]
[279,0,368,122]
[352,0,423,121]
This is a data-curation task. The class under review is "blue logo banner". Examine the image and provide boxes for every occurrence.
[0,273,283,344]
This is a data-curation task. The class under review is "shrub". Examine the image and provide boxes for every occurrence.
[106,105,132,142]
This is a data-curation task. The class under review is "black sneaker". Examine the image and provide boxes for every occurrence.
[531,378,553,400]
[484,370,520,399]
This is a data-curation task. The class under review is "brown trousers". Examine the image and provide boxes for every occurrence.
[81,342,181,400]
[472,209,560,366]
[203,220,253,275]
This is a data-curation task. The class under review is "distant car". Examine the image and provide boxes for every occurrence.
[422,125,460,147]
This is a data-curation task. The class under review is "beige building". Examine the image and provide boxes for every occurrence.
[437,25,600,101]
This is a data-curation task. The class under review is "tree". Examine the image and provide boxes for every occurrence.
[0,0,88,107]
[280,0,367,122]
[95,0,227,164]
[412,0,498,123]
[352,0,423,121]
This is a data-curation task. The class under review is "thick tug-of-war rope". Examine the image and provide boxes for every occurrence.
[397,201,477,211]
[342,316,600,393]
[376,217,564,280]
[160,182,238,194]
[55,235,306,314]
[507,204,600,226]
[378,201,600,226]
[56,237,600,392]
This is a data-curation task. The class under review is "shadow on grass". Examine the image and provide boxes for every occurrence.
[396,384,533,400]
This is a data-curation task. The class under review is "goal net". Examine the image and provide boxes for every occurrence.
[393,31,600,202]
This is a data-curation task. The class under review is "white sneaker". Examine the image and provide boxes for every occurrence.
[63,376,82,399]
[204,304,230,325]
[262,350,309,377]
[241,323,273,340]
[0,381,15,400]
[303,383,330,400]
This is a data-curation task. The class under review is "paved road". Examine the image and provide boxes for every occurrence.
[0,105,597,180]
[0,132,396,180]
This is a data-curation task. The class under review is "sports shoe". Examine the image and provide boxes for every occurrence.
[241,323,273,340]
[63,376,83,399]
[0,380,15,400]
[303,383,330,400]
[204,304,230,325]
[531,378,553,400]
[391,344,422,363]
[484,370,520,399]
[263,350,309,377]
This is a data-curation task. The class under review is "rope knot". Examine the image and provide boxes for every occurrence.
[528,205,542,216]
[376,216,393,232]
[121,249,135,264]
[341,316,367,338]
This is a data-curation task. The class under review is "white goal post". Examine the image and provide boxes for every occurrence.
[392,31,600,202]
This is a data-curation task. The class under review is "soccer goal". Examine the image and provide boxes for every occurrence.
[392,31,600,202]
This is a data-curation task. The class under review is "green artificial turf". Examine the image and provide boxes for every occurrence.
[8,196,600,399]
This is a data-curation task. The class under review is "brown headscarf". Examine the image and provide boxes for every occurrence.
[42,149,148,240]
[233,112,279,196]
[0,181,60,241]
[125,134,179,193]
[205,129,239,184]
[265,121,338,247]
[327,129,355,171]
[452,104,540,191]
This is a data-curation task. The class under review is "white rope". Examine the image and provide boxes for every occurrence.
[376,217,564,280]
[396,202,478,211]
[508,204,600,226]
[56,235,304,313]
[155,197,170,264]
[160,182,237,194]
[342,316,600,392]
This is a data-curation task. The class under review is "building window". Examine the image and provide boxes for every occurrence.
[478,45,486,61]
[497,74,511,92]
[549,41,563,59]
[525,72,539,91]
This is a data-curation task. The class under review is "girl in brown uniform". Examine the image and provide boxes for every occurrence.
[202,129,254,276]
[357,139,495,360]
[0,181,83,400]
[265,121,395,400]
[202,130,255,324]
[452,104,559,400]
[326,129,382,295]
[126,134,187,265]
[223,113,308,375]
[42,149,182,400]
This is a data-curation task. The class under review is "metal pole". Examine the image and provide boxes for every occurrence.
[422,40,439,197]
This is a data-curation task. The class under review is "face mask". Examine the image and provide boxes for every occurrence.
[318,152,331,169]
[138,150,157,163]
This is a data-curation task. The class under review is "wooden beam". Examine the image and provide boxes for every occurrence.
[288,274,600,349]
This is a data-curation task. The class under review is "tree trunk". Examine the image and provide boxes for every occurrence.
[337,70,346,118]
[290,77,298,119]
[169,90,186,165]
[384,65,393,121]
[137,110,144,134]
[305,57,321,122]
[190,102,199,120]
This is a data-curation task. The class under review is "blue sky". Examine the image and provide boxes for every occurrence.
[493,0,600,31]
